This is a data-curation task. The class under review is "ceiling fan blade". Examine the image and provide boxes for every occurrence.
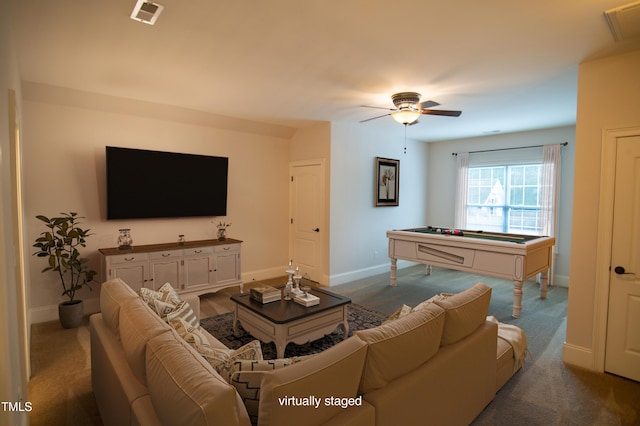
[360,113,391,123]
[416,100,440,110]
[421,109,462,117]
[360,105,398,111]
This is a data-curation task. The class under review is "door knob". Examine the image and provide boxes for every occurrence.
[313,228,320,232]
[614,266,634,275]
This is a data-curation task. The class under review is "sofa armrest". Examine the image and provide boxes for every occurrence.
[90,313,156,426]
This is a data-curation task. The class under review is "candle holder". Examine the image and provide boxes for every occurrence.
[292,273,303,297]
[284,263,296,300]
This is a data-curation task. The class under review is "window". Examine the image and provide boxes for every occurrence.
[466,164,543,235]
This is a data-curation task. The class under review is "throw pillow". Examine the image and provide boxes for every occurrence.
[412,292,454,312]
[382,304,412,324]
[153,299,177,317]
[138,282,182,314]
[157,282,182,305]
[229,357,311,425]
[169,317,210,350]
[202,340,264,383]
[139,287,165,313]
[164,300,199,329]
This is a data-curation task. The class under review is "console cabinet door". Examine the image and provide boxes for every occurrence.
[214,245,241,287]
[148,250,183,291]
[183,247,215,291]
[105,253,149,292]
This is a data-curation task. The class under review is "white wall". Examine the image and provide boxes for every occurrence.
[426,126,575,286]
[329,123,429,284]
[564,49,640,370]
[22,84,296,322]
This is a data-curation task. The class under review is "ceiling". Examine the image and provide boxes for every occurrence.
[8,0,640,142]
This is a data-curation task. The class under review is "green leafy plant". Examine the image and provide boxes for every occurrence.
[33,212,97,302]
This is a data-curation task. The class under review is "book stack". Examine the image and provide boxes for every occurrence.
[294,292,320,307]
[250,285,281,304]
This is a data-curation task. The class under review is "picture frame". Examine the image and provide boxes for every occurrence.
[375,157,399,207]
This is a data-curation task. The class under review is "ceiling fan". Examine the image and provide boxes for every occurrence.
[360,92,462,125]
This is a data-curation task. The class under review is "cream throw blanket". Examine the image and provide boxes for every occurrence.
[487,316,529,372]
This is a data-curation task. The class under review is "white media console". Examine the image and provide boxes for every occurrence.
[99,238,243,296]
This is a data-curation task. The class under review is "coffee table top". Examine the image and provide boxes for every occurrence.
[230,286,351,324]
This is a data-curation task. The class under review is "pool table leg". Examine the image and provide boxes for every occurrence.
[390,258,397,286]
[512,280,523,318]
[539,269,549,299]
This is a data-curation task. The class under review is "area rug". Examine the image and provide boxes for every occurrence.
[200,304,386,359]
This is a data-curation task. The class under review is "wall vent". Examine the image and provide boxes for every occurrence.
[130,0,164,25]
[604,0,640,42]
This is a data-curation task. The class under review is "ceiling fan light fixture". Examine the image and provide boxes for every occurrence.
[391,92,421,109]
[391,109,421,124]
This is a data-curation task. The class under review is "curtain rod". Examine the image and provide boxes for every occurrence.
[452,142,568,156]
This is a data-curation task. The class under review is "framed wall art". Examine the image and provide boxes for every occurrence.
[375,157,399,207]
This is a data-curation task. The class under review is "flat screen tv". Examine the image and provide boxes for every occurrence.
[106,146,228,220]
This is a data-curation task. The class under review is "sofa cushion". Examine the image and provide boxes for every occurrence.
[434,282,492,346]
[145,331,251,426]
[100,278,139,337]
[258,337,368,426]
[119,297,171,385]
[354,303,445,393]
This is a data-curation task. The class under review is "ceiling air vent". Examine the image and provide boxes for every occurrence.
[130,0,164,25]
[604,0,640,42]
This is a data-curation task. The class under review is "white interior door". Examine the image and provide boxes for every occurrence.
[290,161,324,283]
[605,134,640,382]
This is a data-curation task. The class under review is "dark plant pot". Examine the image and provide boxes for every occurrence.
[58,300,84,329]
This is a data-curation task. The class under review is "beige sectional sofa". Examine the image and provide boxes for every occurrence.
[90,278,524,426]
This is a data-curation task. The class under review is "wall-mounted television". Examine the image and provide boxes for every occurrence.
[106,146,228,220]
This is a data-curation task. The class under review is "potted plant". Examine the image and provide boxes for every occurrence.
[33,212,97,328]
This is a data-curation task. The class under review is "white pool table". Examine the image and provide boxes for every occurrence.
[387,227,555,318]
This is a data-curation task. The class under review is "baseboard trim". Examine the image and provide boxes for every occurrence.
[241,267,286,284]
[328,260,414,286]
[30,298,101,324]
[553,274,569,288]
[562,342,598,371]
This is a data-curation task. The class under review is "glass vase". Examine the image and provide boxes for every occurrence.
[117,228,133,249]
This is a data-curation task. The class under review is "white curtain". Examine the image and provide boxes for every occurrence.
[540,143,561,285]
[454,152,469,229]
